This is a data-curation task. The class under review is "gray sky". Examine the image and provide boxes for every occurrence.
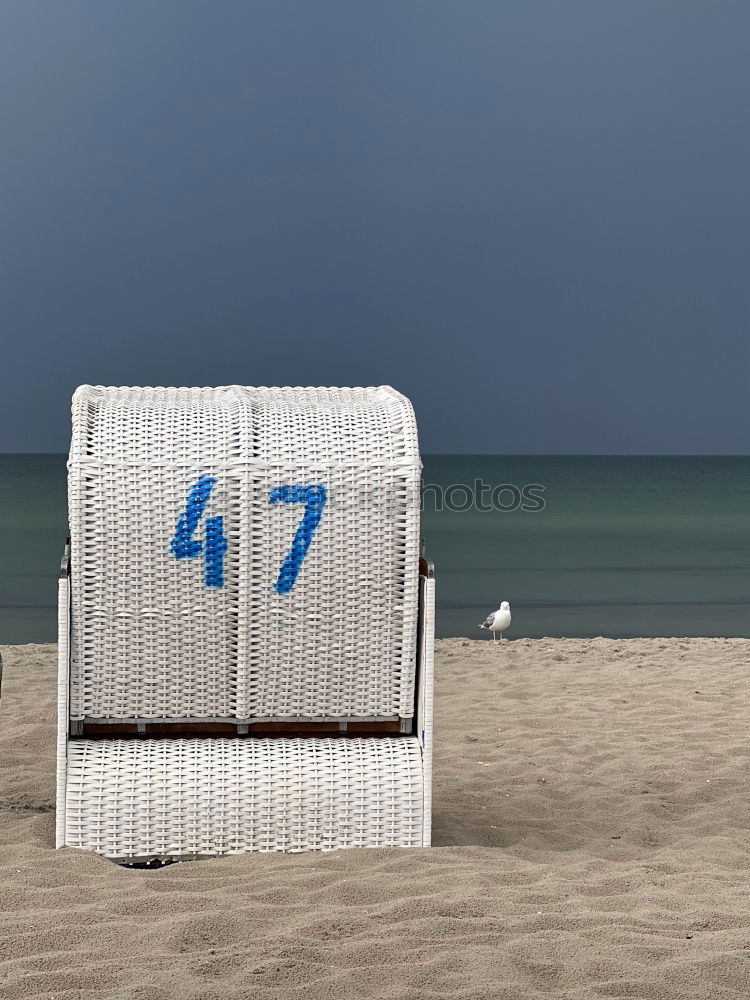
[2,1,750,453]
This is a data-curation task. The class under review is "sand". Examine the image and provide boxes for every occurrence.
[2,637,750,999]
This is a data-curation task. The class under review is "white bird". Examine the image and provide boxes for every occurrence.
[478,601,511,642]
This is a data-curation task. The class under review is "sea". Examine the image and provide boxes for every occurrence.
[2,454,750,644]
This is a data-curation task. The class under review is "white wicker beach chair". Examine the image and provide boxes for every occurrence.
[56,386,434,861]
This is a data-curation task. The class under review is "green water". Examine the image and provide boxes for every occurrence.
[2,454,750,643]
[424,456,750,639]
[0,454,67,644]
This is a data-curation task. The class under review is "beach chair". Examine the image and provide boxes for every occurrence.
[56,386,434,861]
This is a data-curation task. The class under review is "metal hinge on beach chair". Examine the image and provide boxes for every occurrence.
[56,385,434,862]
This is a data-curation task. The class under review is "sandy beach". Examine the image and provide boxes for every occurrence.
[2,637,750,999]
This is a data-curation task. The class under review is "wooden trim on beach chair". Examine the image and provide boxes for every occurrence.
[76,719,407,739]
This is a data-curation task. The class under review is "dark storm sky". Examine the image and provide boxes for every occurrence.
[2,1,750,453]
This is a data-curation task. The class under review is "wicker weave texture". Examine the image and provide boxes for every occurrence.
[65,737,425,857]
[418,576,435,846]
[56,571,69,848]
[68,386,421,721]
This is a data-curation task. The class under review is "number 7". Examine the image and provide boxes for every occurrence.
[270,484,327,594]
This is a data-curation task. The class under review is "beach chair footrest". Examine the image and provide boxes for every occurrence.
[63,736,426,859]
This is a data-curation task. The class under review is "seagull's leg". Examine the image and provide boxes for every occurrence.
[492,632,496,644]
[500,631,504,641]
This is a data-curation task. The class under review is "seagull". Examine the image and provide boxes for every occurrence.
[479,601,511,642]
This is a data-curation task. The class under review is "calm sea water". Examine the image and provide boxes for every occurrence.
[2,454,750,643]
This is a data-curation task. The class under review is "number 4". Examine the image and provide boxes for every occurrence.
[170,475,228,588]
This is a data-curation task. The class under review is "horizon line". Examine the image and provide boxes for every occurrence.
[4,452,750,459]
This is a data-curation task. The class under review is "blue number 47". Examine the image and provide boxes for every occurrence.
[171,477,326,593]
